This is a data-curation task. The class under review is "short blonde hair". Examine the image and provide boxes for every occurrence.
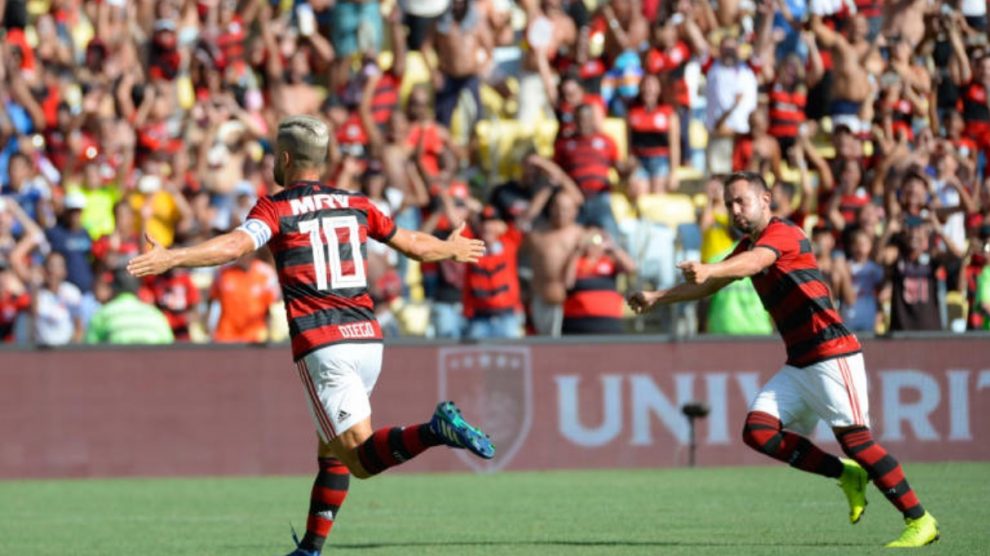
[277,115,330,169]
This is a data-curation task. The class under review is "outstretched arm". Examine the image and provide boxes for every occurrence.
[679,247,778,283]
[388,222,486,263]
[127,230,256,277]
[627,277,734,314]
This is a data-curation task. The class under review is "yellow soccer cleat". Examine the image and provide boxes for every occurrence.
[885,512,940,548]
[838,458,869,524]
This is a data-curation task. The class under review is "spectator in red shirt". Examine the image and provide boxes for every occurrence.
[823,158,872,232]
[562,226,635,334]
[462,206,524,339]
[140,269,203,341]
[644,17,693,109]
[553,103,632,240]
[765,42,823,156]
[358,8,407,134]
[0,261,31,344]
[627,74,680,193]
[405,85,455,183]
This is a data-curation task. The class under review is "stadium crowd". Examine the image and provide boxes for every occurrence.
[2,0,990,346]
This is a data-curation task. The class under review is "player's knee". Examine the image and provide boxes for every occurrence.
[349,466,373,480]
[741,412,778,454]
[834,425,872,458]
[741,423,761,451]
[336,448,373,479]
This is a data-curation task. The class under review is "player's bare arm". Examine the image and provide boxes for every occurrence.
[388,222,486,263]
[679,247,777,284]
[127,230,256,277]
[627,277,735,314]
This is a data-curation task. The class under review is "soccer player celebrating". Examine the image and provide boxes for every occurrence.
[628,172,939,548]
[128,116,495,556]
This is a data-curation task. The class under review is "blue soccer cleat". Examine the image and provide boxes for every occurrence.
[283,548,318,556]
[282,528,319,556]
[429,401,496,460]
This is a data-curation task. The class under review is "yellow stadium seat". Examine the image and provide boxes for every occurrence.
[610,193,637,224]
[946,291,968,325]
[601,118,628,159]
[394,299,431,336]
[688,119,709,150]
[405,260,424,302]
[398,51,434,105]
[378,51,394,71]
[475,119,532,181]
[610,192,697,229]
[638,193,697,228]
[531,117,558,157]
[473,116,563,181]
[778,162,801,184]
[28,0,50,16]
[675,165,704,183]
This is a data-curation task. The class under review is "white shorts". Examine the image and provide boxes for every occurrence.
[749,353,869,434]
[295,342,384,442]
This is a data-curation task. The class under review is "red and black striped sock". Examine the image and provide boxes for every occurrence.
[742,411,843,478]
[299,457,349,552]
[837,426,925,519]
[356,424,441,476]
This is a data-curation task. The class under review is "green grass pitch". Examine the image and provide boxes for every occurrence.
[1,462,987,555]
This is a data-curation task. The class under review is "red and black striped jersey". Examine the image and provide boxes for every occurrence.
[729,218,861,366]
[563,254,624,319]
[853,0,883,19]
[960,82,990,125]
[644,42,691,107]
[462,226,523,318]
[768,83,806,139]
[628,104,674,158]
[371,71,401,128]
[240,181,397,360]
[553,132,619,195]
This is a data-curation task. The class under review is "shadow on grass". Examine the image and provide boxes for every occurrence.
[321,539,874,549]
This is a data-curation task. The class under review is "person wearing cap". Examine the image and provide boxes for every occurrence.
[44,192,94,294]
[84,269,174,345]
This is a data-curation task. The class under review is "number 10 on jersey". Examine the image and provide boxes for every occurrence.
[299,216,367,290]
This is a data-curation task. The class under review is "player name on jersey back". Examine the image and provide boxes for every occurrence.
[289,193,351,215]
[339,322,377,339]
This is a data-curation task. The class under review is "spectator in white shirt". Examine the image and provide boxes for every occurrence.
[33,252,83,346]
[704,36,758,175]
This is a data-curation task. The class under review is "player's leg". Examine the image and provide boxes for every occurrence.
[818,355,939,546]
[332,401,497,478]
[300,343,495,477]
[742,366,845,478]
[290,441,351,555]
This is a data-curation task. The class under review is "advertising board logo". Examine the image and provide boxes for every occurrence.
[438,346,533,472]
